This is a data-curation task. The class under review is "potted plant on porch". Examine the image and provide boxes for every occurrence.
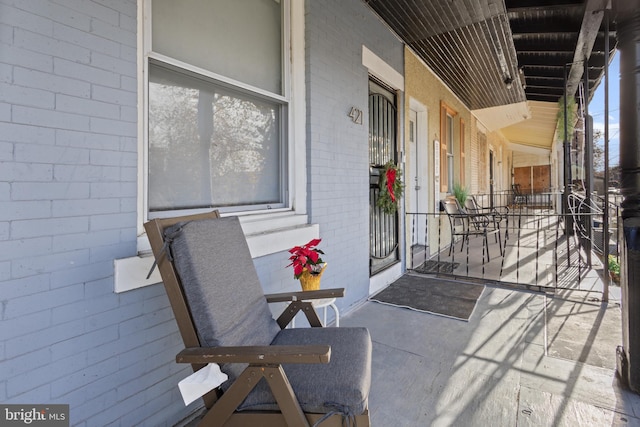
[452,182,469,207]
[608,255,620,284]
[287,239,327,291]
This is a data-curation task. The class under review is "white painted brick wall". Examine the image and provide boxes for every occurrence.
[305,0,404,310]
[0,0,193,425]
[1,0,405,424]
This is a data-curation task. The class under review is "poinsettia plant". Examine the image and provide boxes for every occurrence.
[287,239,325,279]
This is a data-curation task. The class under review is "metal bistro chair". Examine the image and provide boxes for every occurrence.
[464,195,509,241]
[144,211,371,426]
[512,184,529,208]
[442,198,502,262]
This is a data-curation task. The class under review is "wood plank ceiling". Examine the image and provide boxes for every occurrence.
[363,0,616,111]
[509,0,616,103]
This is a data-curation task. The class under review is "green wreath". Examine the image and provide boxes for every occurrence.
[377,161,404,214]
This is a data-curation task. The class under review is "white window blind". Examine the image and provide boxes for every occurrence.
[151,0,283,94]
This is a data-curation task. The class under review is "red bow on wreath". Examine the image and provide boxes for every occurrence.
[386,168,397,202]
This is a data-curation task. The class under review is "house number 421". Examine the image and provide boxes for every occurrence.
[348,107,363,125]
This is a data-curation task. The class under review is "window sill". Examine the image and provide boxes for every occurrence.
[114,215,319,293]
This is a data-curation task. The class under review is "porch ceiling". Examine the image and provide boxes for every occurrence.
[501,100,559,151]
[363,0,617,151]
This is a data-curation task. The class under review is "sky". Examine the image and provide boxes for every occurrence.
[589,50,620,167]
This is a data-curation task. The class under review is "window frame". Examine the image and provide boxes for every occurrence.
[459,118,465,185]
[146,60,289,216]
[144,0,290,217]
[439,101,458,193]
[446,115,454,192]
[115,0,312,294]
[135,0,308,253]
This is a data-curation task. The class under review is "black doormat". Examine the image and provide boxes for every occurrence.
[414,260,459,274]
[370,274,484,321]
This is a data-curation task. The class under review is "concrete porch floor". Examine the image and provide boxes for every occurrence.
[343,274,640,426]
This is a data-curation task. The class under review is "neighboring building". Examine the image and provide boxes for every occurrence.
[403,48,515,260]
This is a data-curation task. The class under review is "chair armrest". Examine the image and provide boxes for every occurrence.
[176,344,331,364]
[473,206,509,216]
[473,206,494,213]
[498,209,510,217]
[265,288,345,303]
[450,213,469,220]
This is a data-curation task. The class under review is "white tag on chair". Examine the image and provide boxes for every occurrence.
[178,363,228,406]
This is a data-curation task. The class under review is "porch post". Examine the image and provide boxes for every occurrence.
[615,0,640,393]
[584,58,593,266]
[563,65,574,236]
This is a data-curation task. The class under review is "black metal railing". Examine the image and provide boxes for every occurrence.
[473,189,558,210]
[596,192,622,258]
[406,204,602,292]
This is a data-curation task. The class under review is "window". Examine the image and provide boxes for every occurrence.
[440,102,457,192]
[459,119,465,185]
[118,0,307,292]
[478,131,488,192]
[148,63,285,212]
[143,0,290,217]
[446,115,454,192]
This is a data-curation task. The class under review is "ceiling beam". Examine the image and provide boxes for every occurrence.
[565,0,609,98]
[505,0,584,13]
[528,94,565,102]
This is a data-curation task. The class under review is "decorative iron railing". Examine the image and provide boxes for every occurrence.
[406,203,611,292]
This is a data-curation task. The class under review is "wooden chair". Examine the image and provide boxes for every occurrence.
[144,211,371,427]
[442,199,502,262]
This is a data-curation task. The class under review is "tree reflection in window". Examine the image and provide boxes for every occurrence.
[148,65,282,212]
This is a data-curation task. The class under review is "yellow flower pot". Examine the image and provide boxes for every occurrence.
[298,263,327,291]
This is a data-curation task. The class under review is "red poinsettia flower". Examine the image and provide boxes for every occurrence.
[287,239,325,279]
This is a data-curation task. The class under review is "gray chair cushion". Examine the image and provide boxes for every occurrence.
[237,327,372,415]
[166,217,280,353]
[166,215,371,416]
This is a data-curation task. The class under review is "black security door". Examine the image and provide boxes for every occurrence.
[369,79,399,275]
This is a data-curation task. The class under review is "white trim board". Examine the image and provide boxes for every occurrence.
[362,45,404,91]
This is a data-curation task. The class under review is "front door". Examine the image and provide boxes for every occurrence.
[409,107,428,261]
[489,149,495,208]
[369,79,399,275]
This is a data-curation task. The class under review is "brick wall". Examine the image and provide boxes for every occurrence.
[305,0,404,309]
[0,0,405,424]
[485,131,513,193]
[404,49,474,251]
[0,1,194,425]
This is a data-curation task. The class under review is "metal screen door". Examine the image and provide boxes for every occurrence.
[369,79,399,275]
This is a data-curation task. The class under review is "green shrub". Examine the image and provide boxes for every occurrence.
[608,255,620,275]
[556,95,577,143]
